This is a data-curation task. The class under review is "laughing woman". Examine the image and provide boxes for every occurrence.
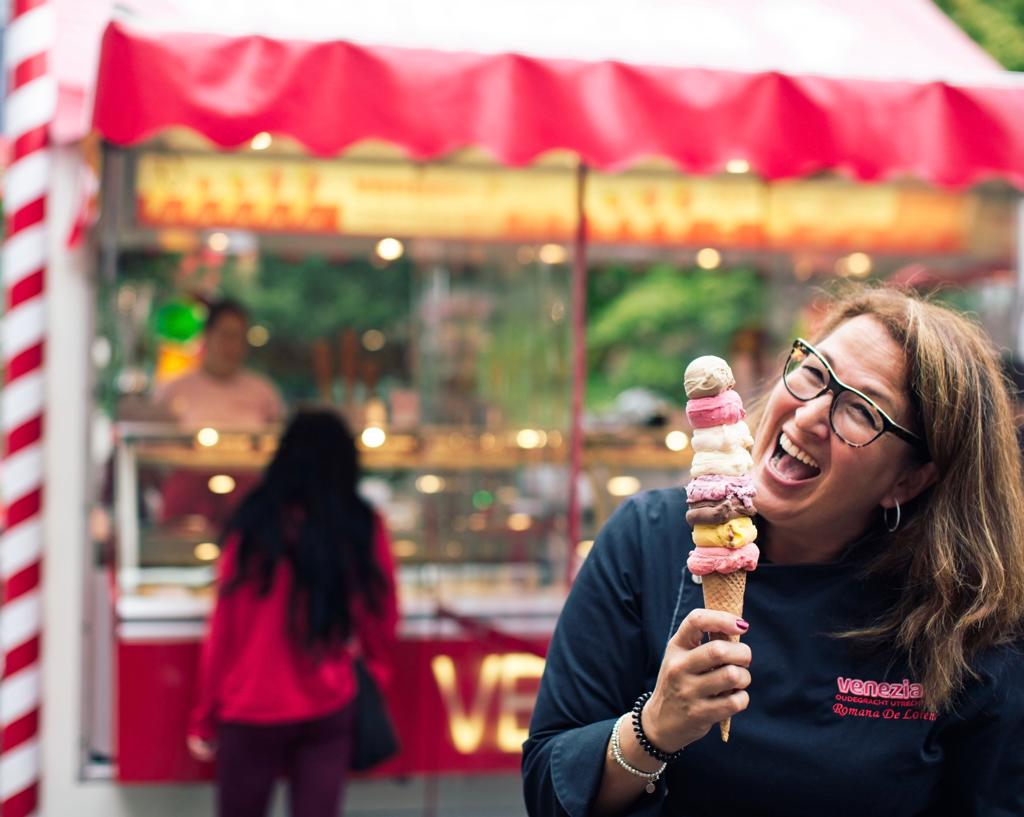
[523,287,1024,817]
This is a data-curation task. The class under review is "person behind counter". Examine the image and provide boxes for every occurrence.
[187,409,399,817]
[156,297,284,428]
[522,286,1024,817]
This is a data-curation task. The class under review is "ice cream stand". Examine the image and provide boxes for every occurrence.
[3,1,1024,814]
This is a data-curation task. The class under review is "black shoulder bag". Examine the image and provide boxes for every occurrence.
[350,658,400,771]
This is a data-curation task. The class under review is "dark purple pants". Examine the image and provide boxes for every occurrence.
[216,705,354,817]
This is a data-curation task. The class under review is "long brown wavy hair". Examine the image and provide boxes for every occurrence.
[804,286,1024,710]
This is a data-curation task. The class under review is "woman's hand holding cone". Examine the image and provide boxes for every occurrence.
[643,609,752,753]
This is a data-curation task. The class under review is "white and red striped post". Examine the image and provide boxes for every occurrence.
[1,1,55,814]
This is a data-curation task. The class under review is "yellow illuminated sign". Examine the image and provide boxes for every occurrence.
[584,175,979,253]
[134,152,1004,255]
[136,154,575,240]
[431,652,546,754]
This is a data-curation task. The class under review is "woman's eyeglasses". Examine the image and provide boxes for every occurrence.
[783,338,926,452]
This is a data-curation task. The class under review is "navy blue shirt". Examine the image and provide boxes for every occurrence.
[523,488,1024,817]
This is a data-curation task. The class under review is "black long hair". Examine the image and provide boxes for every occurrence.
[224,409,387,650]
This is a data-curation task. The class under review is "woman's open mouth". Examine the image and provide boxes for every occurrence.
[768,432,822,483]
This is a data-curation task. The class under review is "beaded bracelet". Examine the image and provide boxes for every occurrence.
[632,692,685,764]
[609,714,665,793]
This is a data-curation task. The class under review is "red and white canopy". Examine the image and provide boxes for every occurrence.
[65,0,1024,186]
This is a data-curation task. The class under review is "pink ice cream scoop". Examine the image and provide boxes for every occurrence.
[686,543,760,576]
[685,475,756,510]
[686,389,745,429]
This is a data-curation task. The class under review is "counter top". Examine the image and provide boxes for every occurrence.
[116,588,563,641]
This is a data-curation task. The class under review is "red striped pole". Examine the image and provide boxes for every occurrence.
[1,1,55,814]
[566,161,587,584]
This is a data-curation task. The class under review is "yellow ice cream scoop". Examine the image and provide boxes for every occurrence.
[692,517,758,548]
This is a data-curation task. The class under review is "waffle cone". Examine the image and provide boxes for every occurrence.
[701,570,747,743]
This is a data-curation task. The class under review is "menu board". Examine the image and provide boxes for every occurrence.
[134,152,1010,255]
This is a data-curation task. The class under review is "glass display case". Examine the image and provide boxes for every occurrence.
[112,421,692,608]
[112,422,575,602]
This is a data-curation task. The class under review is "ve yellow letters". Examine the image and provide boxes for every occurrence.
[431,653,546,754]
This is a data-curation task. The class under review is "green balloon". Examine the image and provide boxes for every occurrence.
[155,301,205,342]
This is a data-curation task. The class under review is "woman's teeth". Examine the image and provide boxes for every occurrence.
[779,432,819,469]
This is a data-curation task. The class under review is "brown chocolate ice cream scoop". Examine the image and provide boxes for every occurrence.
[685,497,756,526]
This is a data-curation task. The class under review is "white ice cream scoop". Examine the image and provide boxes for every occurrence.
[684,355,736,398]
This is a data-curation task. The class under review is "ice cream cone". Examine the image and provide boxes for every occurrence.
[684,356,756,745]
[701,570,747,742]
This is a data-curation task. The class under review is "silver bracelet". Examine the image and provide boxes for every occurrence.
[609,713,666,793]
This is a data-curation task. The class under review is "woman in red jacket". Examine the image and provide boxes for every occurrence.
[187,409,399,817]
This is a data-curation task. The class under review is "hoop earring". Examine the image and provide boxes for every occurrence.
[883,498,901,533]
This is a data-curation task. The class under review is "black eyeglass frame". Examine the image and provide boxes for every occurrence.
[784,338,927,452]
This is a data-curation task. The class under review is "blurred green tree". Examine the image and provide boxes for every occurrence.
[218,253,412,400]
[220,254,411,345]
[586,263,765,408]
[935,0,1024,70]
